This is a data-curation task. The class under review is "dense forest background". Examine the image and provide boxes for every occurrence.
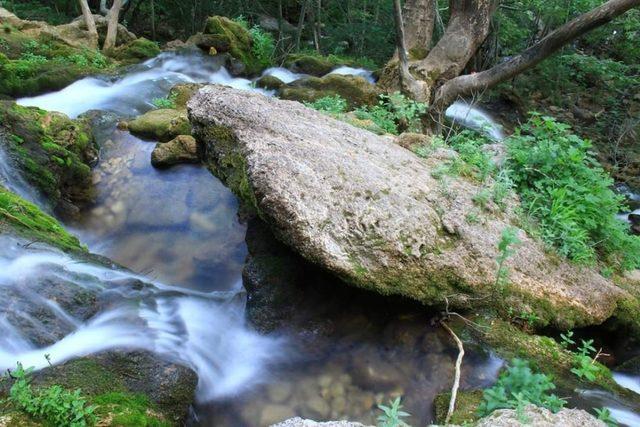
[2,0,639,185]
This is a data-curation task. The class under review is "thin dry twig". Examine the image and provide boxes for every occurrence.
[441,320,465,425]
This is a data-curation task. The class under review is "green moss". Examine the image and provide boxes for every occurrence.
[279,74,381,109]
[473,317,640,403]
[255,75,285,90]
[127,108,191,142]
[201,16,263,74]
[0,101,96,211]
[284,54,335,76]
[0,187,85,252]
[433,390,483,425]
[110,38,160,65]
[200,125,260,214]
[92,392,170,427]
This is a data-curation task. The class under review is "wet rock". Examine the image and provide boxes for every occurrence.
[279,74,381,109]
[151,135,199,168]
[629,211,640,235]
[32,351,197,425]
[260,404,296,426]
[187,15,262,75]
[109,37,161,65]
[0,101,97,216]
[272,417,372,427]
[127,108,191,142]
[170,83,206,110]
[475,404,607,427]
[189,85,630,330]
[257,75,286,91]
[284,54,336,77]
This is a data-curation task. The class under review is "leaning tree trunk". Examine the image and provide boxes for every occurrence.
[431,0,640,111]
[103,0,123,51]
[78,0,98,49]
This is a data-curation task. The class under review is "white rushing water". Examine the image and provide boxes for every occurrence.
[445,100,504,141]
[0,142,46,208]
[0,236,281,401]
[329,65,376,83]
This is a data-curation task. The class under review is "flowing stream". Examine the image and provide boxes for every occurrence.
[1,49,638,425]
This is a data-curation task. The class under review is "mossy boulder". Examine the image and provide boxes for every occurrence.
[169,83,204,110]
[283,54,335,76]
[127,108,191,142]
[188,15,264,75]
[279,74,381,109]
[0,187,84,252]
[108,37,160,65]
[255,74,285,91]
[0,101,97,216]
[189,86,635,332]
[151,135,199,168]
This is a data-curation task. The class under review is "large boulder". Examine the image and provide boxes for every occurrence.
[188,85,633,330]
[279,74,381,108]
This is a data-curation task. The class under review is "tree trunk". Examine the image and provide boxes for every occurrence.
[403,0,436,59]
[150,0,156,41]
[103,0,123,51]
[378,0,436,95]
[432,0,640,111]
[411,0,498,85]
[295,0,310,51]
[393,0,430,101]
[78,0,98,49]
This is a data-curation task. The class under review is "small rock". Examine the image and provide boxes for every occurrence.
[151,135,199,168]
[350,350,404,390]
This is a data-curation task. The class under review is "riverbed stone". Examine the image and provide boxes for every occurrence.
[127,108,191,142]
[151,134,199,168]
[188,84,633,330]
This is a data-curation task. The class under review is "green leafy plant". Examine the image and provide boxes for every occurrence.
[151,92,177,109]
[377,396,411,427]
[506,114,640,270]
[478,358,566,416]
[3,363,97,427]
[559,330,576,349]
[305,95,348,115]
[354,92,426,135]
[594,407,619,427]
[570,339,605,382]
[249,25,275,69]
[495,227,521,289]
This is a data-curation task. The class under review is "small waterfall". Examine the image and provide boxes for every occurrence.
[328,66,376,83]
[0,236,282,401]
[0,140,46,207]
[261,67,305,84]
[445,100,504,141]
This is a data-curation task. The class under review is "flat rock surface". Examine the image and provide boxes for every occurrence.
[189,85,627,329]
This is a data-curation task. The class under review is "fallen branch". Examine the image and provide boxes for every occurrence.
[441,320,464,424]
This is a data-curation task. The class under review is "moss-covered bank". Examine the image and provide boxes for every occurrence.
[0,101,97,215]
[0,187,84,252]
